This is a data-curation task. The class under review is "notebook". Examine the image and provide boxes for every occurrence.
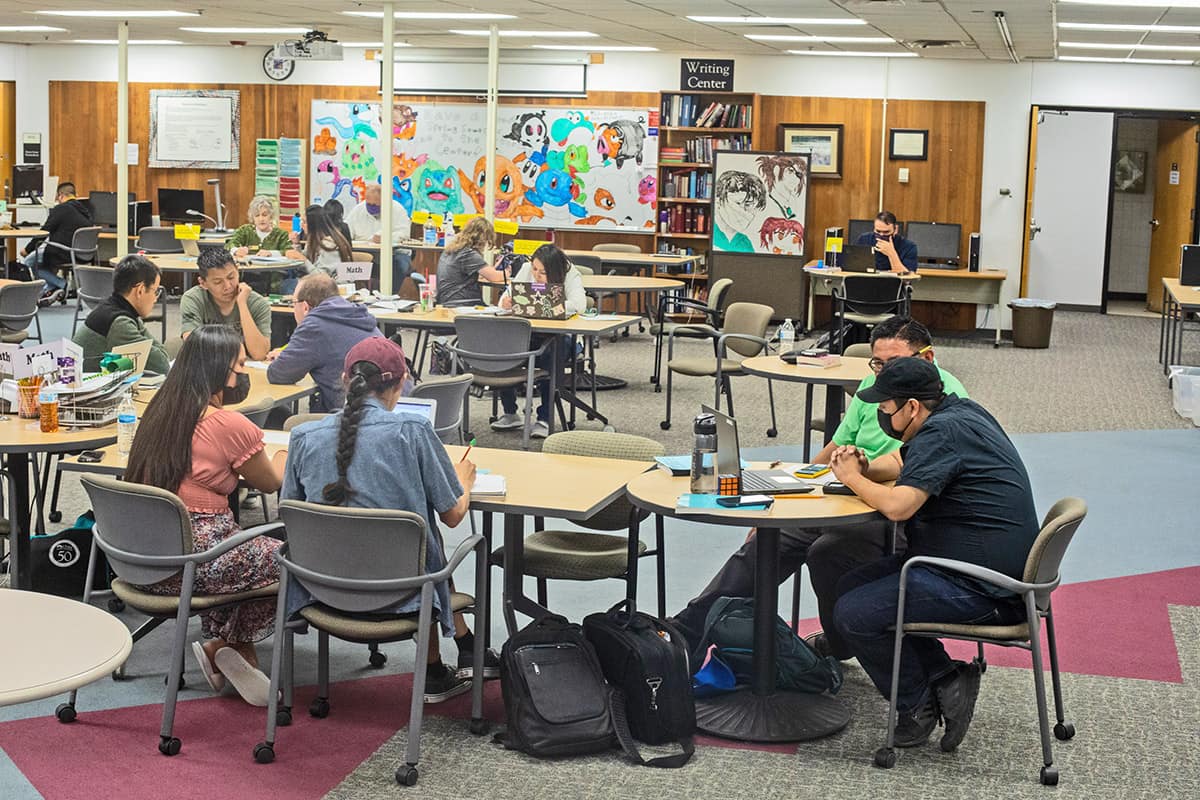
[705,404,814,495]
[509,282,568,320]
[471,474,507,497]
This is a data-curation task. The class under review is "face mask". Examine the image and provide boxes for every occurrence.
[365,203,380,216]
[222,372,250,406]
[877,402,914,441]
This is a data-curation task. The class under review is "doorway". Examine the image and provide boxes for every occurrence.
[1106,117,1158,315]
[0,81,14,202]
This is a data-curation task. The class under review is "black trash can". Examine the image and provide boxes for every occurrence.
[1008,299,1056,348]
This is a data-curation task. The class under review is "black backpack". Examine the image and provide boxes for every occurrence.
[497,614,616,758]
[30,512,110,598]
[584,602,695,769]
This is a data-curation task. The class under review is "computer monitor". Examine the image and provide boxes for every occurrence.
[158,188,205,224]
[86,191,119,228]
[848,218,906,244]
[905,221,962,263]
[12,165,44,200]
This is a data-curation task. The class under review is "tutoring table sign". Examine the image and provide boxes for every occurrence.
[680,59,734,92]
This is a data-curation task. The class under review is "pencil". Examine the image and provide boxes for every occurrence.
[460,437,477,463]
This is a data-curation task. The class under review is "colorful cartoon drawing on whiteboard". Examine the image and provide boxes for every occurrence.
[313,127,337,155]
[412,160,465,216]
[392,176,414,216]
[457,156,543,222]
[393,104,418,140]
[504,111,551,166]
[316,159,354,203]
[551,111,594,145]
[525,167,586,218]
[315,104,378,141]
[595,120,646,169]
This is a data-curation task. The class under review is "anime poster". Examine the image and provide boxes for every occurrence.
[710,151,810,257]
[309,101,658,232]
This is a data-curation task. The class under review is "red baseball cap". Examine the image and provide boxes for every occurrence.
[343,336,408,383]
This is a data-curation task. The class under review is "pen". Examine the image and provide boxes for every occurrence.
[769,460,782,468]
[460,437,476,463]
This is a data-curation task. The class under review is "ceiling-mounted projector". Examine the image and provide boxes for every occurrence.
[274,30,342,61]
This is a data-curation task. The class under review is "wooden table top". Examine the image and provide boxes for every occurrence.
[805,265,1007,281]
[0,229,47,238]
[0,589,133,707]
[626,467,881,528]
[740,355,872,387]
[1163,277,1200,307]
[582,275,684,292]
[346,304,641,336]
[133,365,315,410]
[107,254,303,272]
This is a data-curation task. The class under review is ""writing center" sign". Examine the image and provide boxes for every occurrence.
[680,59,734,92]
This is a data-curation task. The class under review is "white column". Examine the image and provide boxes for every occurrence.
[380,2,396,294]
[116,21,129,258]
[484,25,499,225]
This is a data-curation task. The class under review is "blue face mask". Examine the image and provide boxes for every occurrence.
[365,203,381,216]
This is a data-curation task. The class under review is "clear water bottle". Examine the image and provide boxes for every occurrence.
[117,392,137,456]
[441,215,456,248]
[779,317,796,357]
[423,216,437,246]
[690,413,718,494]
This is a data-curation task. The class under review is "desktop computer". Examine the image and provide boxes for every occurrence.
[968,233,981,272]
[12,165,45,202]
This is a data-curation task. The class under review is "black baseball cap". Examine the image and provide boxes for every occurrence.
[857,357,944,404]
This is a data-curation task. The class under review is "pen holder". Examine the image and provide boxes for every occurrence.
[17,382,43,419]
[718,473,741,496]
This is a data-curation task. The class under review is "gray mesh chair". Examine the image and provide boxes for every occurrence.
[67,475,283,756]
[490,431,668,616]
[651,277,733,389]
[410,373,474,444]
[71,265,114,335]
[832,276,909,353]
[237,397,275,521]
[0,280,46,344]
[661,301,778,435]
[254,500,487,785]
[449,316,552,450]
[874,498,1086,786]
[41,225,101,304]
[134,227,183,255]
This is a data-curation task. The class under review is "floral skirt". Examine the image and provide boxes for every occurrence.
[139,510,282,644]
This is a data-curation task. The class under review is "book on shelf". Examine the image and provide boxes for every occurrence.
[660,94,753,128]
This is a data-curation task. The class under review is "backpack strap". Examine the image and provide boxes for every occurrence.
[609,688,694,769]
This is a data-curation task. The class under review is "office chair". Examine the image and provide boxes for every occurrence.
[0,280,46,344]
[41,225,101,304]
[410,373,474,444]
[650,277,733,390]
[71,265,114,336]
[831,275,909,353]
[134,227,183,255]
[236,397,275,521]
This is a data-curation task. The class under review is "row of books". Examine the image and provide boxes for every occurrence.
[659,205,709,235]
[660,94,753,128]
[678,135,755,164]
[655,243,701,256]
[659,170,712,200]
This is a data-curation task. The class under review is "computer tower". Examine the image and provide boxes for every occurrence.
[128,201,152,236]
[1182,244,1200,286]
[968,233,981,272]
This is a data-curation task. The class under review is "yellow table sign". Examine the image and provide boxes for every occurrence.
[174,223,201,240]
[411,210,430,224]
[825,235,843,254]
[493,219,519,235]
[454,213,480,228]
[512,239,542,256]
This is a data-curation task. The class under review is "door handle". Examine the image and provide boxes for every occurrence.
[1150,218,1160,230]
[1028,224,1042,242]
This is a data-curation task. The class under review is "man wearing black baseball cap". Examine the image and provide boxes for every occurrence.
[828,357,1040,754]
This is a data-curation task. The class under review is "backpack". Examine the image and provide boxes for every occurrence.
[700,597,843,695]
[30,512,110,598]
[584,602,695,768]
[497,614,616,758]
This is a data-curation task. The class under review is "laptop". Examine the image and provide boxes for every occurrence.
[840,244,876,273]
[112,340,154,374]
[705,404,813,495]
[509,281,569,320]
[181,238,201,258]
[393,396,437,422]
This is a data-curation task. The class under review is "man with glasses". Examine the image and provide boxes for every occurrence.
[181,248,272,360]
[855,210,918,273]
[73,254,171,374]
[670,316,966,666]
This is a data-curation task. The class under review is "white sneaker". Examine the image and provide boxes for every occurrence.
[531,420,549,439]
[213,647,272,707]
[491,413,523,431]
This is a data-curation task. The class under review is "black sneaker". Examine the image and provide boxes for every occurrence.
[423,663,470,704]
[893,695,940,748]
[38,289,63,307]
[936,661,982,752]
[456,647,501,680]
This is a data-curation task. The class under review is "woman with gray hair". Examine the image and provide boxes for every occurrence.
[228,194,293,258]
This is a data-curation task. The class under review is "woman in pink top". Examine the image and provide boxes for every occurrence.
[125,325,287,706]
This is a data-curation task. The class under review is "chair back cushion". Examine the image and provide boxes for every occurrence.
[592,243,642,253]
[841,276,903,315]
[453,315,533,375]
[542,431,663,531]
[410,373,473,440]
[134,227,183,254]
[0,281,46,328]
[721,302,774,357]
[707,278,734,314]
[75,266,115,304]
[568,254,601,274]
[1023,497,1087,607]
[80,474,195,586]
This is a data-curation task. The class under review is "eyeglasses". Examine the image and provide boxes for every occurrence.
[868,345,932,373]
[155,286,165,297]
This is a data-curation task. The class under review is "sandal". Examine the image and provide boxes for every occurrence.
[192,641,226,693]
[213,647,272,707]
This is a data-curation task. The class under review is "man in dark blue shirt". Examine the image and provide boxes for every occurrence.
[828,357,1038,753]
[855,210,918,272]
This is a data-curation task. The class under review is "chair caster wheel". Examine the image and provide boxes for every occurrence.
[654,384,662,393]
[253,742,275,764]
[369,650,387,668]
[396,764,419,786]
[766,427,778,438]
[1054,722,1075,741]
[660,421,670,430]
[873,747,896,768]
[158,736,182,756]
[55,703,77,723]
[1040,765,1059,786]
[469,718,489,736]
[309,697,330,718]
[603,425,615,433]
[107,597,126,613]
[276,706,292,726]
[48,511,63,523]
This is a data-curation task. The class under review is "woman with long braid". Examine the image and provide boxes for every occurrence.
[281,336,491,702]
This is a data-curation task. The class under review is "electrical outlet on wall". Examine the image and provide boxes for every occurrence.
[898,167,910,183]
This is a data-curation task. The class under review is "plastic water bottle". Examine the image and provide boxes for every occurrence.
[423,216,437,246]
[689,413,718,494]
[117,392,137,456]
[779,318,796,356]
[441,215,455,247]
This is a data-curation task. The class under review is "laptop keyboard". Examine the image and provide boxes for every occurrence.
[740,471,778,493]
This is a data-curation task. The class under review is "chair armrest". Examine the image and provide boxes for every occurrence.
[716,332,769,358]
[900,555,1058,597]
[424,533,485,582]
[93,521,286,568]
[667,324,719,345]
[657,295,717,320]
[193,521,287,562]
[449,343,545,362]
[42,241,73,254]
[277,533,484,591]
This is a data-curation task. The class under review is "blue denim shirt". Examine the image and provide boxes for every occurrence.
[281,399,463,633]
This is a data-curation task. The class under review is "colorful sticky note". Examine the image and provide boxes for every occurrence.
[431,214,444,227]
[493,219,519,235]
[511,239,542,256]
[825,236,843,253]
[454,213,480,227]
[173,223,201,240]
[411,210,430,224]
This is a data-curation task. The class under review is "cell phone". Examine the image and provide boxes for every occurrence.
[78,450,106,463]
[716,494,774,507]
[824,482,855,495]
[799,348,828,358]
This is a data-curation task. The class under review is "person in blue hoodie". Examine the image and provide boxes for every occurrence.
[266,273,383,412]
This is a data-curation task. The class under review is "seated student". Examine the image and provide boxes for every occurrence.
[322,198,354,245]
[435,217,506,307]
[266,273,383,412]
[124,325,287,706]
[492,244,586,439]
[228,195,292,258]
[855,211,918,273]
[72,254,170,374]
[19,181,94,304]
[670,317,966,663]
[281,337,497,702]
[181,248,272,361]
[831,357,1038,751]
[345,182,414,284]
[283,204,352,289]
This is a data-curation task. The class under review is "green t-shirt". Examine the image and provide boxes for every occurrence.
[832,366,968,460]
[179,285,272,340]
[714,225,754,253]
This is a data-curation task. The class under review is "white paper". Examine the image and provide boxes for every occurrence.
[336,261,372,281]
[471,474,507,496]
[112,142,140,166]
[262,430,291,446]
[155,95,233,163]
[244,361,270,370]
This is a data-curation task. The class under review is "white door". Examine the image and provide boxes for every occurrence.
[1026,110,1115,306]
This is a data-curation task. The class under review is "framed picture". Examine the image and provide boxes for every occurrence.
[889,128,928,161]
[778,123,843,179]
[1114,150,1147,194]
[711,150,810,258]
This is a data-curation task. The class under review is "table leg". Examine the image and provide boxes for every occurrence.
[1160,286,1169,373]
[823,384,845,446]
[481,512,493,651]
[501,512,551,636]
[804,274,815,335]
[8,453,31,590]
[994,298,1002,348]
[547,337,559,437]
[802,384,814,462]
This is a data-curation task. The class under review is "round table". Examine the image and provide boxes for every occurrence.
[627,467,881,743]
[0,589,132,706]
[580,275,685,389]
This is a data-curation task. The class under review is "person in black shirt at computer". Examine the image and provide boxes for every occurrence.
[20,182,94,304]
[854,210,918,273]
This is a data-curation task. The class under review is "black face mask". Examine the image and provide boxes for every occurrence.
[222,372,250,406]
[877,402,914,441]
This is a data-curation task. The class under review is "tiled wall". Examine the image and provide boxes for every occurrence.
[1108,118,1158,296]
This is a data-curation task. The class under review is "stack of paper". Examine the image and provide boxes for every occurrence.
[471,474,507,497]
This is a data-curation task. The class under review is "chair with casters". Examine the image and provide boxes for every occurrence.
[254,500,488,785]
[410,372,474,444]
[651,277,733,390]
[591,243,645,334]
[41,225,101,304]
[831,275,909,354]
[490,431,670,617]
[66,475,283,756]
[71,265,115,336]
[134,227,183,255]
[283,412,329,432]
[805,342,872,437]
[0,280,46,345]
[661,301,778,436]
[873,497,1086,786]
[449,316,553,450]
[236,397,275,521]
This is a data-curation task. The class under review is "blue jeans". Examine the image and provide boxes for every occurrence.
[833,554,1024,713]
[24,250,65,291]
[498,335,577,422]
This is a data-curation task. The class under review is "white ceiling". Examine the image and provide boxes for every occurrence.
[0,1,1199,64]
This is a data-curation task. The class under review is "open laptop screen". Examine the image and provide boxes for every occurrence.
[393,397,437,421]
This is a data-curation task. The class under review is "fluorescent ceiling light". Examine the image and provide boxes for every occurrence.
[787,50,917,58]
[687,16,866,26]
[1059,0,1200,6]
[38,9,198,17]
[1059,55,1194,65]
[0,25,66,32]
[747,35,893,43]
[449,29,598,38]
[343,11,516,19]
[73,39,183,45]
[180,27,312,34]
[340,42,413,48]
[1058,22,1200,33]
[1061,41,1200,52]
[532,44,658,52]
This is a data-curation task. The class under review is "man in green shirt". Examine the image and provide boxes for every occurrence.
[672,317,967,664]
[180,248,272,360]
[72,254,171,375]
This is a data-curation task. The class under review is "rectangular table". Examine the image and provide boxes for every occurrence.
[1160,278,1200,374]
[0,229,48,276]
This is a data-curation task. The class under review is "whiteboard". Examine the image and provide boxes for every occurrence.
[149,90,240,169]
